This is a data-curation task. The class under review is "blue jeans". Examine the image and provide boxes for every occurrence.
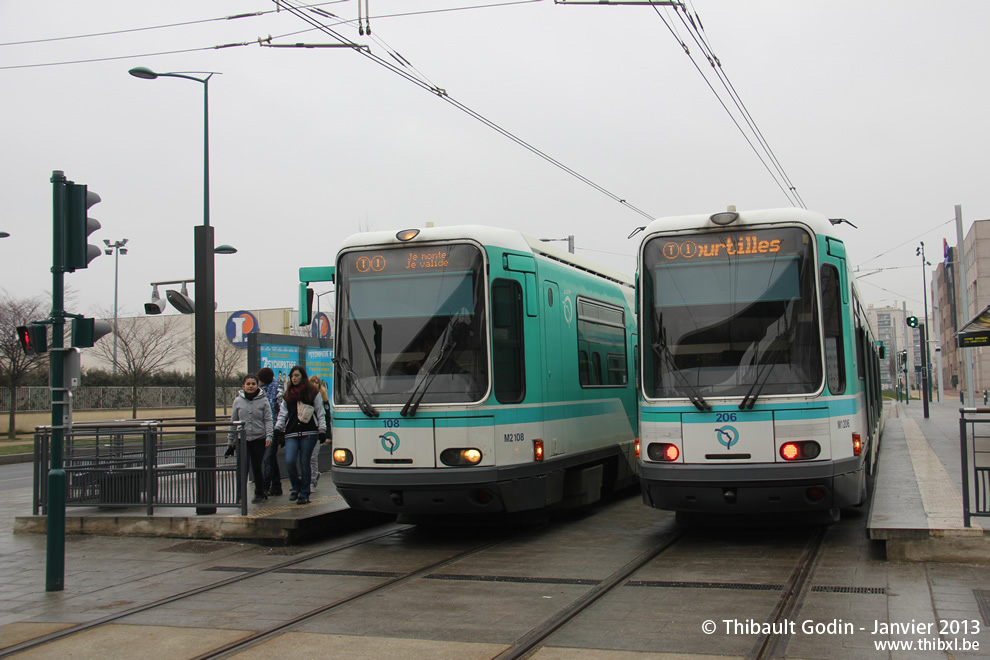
[262,441,282,494]
[285,433,318,498]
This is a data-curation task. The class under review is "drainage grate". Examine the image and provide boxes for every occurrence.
[975,590,990,626]
[812,585,886,595]
[161,541,229,554]
[426,574,600,586]
[279,568,403,578]
[626,580,784,591]
[204,566,402,578]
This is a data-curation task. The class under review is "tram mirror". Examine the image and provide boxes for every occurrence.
[878,346,886,359]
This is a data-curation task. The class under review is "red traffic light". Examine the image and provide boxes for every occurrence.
[16,324,48,355]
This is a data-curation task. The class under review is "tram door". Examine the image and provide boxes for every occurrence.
[542,280,564,456]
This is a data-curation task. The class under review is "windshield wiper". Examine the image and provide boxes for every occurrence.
[334,355,379,418]
[344,288,381,380]
[400,312,467,417]
[739,324,792,410]
[651,340,711,411]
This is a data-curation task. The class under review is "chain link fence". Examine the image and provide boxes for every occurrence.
[1,386,242,413]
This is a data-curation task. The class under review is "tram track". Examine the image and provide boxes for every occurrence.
[496,523,828,660]
[3,506,832,660]
[751,525,828,660]
[0,521,414,657]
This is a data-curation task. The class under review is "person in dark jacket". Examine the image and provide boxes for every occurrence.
[274,365,326,505]
[228,374,274,504]
[257,367,283,496]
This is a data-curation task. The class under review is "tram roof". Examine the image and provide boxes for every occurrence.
[641,208,838,238]
[338,224,632,286]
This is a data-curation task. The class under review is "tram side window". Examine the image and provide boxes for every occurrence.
[492,279,525,403]
[820,264,846,394]
[577,298,627,388]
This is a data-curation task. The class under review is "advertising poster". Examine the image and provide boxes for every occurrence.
[306,347,334,405]
[259,344,300,387]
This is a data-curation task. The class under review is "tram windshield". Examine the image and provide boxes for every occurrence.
[335,243,488,407]
[642,226,823,400]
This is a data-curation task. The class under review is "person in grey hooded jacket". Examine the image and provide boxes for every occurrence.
[229,374,274,503]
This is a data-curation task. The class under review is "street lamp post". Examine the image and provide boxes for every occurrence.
[917,242,932,419]
[103,239,128,375]
[130,65,220,514]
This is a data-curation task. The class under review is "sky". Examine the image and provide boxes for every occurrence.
[2,0,989,322]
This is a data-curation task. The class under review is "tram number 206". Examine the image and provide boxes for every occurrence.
[503,433,525,443]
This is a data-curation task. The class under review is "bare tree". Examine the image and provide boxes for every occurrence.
[214,331,245,414]
[0,292,50,437]
[93,314,187,418]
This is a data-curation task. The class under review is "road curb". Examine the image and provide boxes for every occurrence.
[0,453,33,466]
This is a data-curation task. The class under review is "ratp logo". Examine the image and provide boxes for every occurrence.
[225,311,259,347]
[380,432,400,454]
[715,426,739,449]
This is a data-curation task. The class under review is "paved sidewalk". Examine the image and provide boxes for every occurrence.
[868,397,989,562]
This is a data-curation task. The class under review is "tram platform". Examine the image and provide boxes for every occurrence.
[13,477,390,545]
[868,398,988,563]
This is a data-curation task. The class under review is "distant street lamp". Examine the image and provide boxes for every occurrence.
[130,65,221,515]
[103,238,129,375]
[916,242,932,418]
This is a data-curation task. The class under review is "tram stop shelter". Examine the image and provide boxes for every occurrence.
[956,304,990,347]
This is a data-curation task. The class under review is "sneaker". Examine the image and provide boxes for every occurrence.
[296,496,310,505]
[289,492,299,501]
[268,488,283,496]
[251,494,268,504]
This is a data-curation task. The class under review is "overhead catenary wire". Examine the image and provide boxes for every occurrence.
[858,218,955,266]
[671,4,806,209]
[0,1,348,47]
[652,3,805,208]
[270,0,657,221]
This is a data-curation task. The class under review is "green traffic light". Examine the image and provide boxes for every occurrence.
[907,316,919,327]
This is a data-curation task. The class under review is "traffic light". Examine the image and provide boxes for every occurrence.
[64,183,101,271]
[299,283,314,326]
[16,324,48,355]
[71,317,113,348]
[899,350,907,366]
[906,316,919,328]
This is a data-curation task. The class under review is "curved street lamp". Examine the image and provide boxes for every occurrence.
[130,65,222,515]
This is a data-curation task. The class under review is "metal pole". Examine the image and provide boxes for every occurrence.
[195,75,217,514]
[956,205,975,406]
[112,246,119,375]
[923,243,929,403]
[46,171,67,591]
[920,324,930,419]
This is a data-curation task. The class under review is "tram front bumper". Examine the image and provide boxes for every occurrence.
[331,465,557,515]
[640,457,864,514]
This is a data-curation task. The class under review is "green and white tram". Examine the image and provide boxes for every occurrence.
[328,225,638,516]
[636,208,884,519]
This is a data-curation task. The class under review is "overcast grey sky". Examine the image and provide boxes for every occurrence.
[2,0,988,321]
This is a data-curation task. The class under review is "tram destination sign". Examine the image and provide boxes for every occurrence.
[657,227,807,264]
[342,244,478,277]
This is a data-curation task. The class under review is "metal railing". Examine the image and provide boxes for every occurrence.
[3,386,241,413]
[33,419,248,516]
[958,408,990,527]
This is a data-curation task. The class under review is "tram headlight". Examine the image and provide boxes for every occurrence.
[779,441,821,461]
[332,448,353,466]
[647,442,680,462]
[440,448,483,466]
